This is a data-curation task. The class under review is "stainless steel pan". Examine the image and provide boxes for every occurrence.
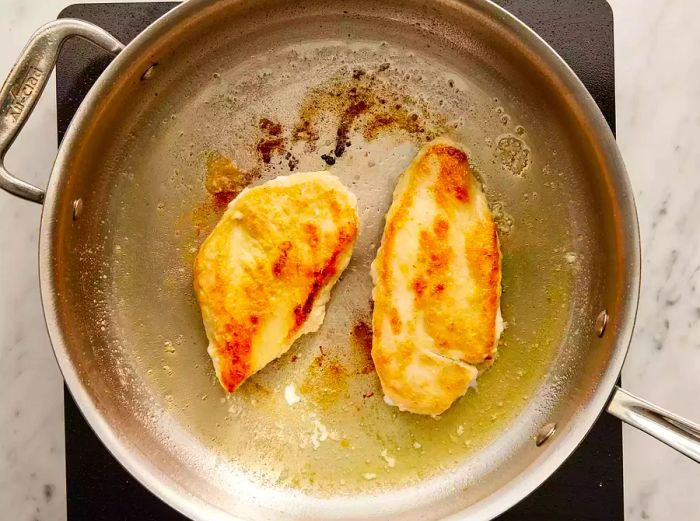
[2,1,699,519]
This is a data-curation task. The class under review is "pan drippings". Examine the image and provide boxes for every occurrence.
[98,33,590,496]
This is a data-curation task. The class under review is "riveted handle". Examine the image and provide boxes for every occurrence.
[0,19,124,203]
[607,386,700,463]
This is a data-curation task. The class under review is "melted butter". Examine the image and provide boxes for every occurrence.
[147,227,571,494]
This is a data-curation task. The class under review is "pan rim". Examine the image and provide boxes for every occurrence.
[38,0,641,520]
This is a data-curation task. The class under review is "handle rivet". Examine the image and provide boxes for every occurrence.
[595,310,608,337]
[72,198,83,220]
[140,63,158,81]
[535,422,557,447]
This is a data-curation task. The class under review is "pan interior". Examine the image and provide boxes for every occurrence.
[46,1,628,519]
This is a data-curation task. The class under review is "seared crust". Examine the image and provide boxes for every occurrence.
[371,139,502,415]
[194,172,358,392]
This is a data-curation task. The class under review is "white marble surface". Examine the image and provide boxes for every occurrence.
[0,0,698,520]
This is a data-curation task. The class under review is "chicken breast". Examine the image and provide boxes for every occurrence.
[371,139,503,416]
[194,171,358,392]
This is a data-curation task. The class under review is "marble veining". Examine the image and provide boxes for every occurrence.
[612,0,700,519]
[0,0,698,520]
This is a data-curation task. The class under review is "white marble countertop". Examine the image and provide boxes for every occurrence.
[1,0,699,519]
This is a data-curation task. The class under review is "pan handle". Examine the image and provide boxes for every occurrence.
[0,19,124,204]
[607,386,700,463]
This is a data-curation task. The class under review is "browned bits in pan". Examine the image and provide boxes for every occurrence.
[291,68,447,164]
[335,97,369,157]
[287,156,299,171]
[191,68,447,245]
[204,151,258,206]
[256,117,285,164]
[351,319,374,375]
[259,117,282,135]
[256,137,284,163]
[292,119,318,144]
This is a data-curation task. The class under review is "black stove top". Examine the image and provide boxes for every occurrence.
[57,2,622,519]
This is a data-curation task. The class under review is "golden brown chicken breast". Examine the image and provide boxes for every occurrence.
[371,139,503,416]
[194,171,358,392]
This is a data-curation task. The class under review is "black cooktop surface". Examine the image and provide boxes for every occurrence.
[58,2,621,519]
